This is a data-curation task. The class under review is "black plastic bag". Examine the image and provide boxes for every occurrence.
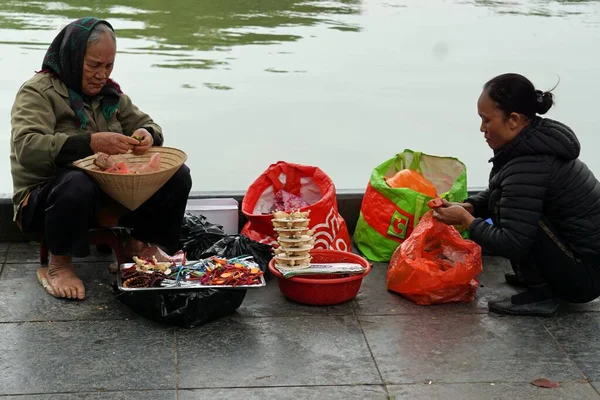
[180,212,227,260]
[200,235,274,272]
[112,213,271,328]
[115,288,247,329]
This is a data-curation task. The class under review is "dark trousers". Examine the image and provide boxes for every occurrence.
[20,165,192,258]
[512,217,600,303]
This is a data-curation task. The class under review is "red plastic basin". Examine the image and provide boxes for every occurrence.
[268,249,372,305]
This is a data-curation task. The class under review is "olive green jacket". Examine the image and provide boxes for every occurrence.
[10,73,163,220]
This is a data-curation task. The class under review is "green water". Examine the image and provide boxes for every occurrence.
[1,0,600,193]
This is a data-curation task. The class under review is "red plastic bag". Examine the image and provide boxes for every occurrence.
[241,161,352,251]
[386,212,482,305]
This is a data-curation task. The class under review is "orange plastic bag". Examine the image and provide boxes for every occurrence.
[385,169,438,198]
[386,212,482,305]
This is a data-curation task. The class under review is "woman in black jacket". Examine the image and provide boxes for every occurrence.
[433,73,600,316]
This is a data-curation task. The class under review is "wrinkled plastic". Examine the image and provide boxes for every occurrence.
[269,190,310,212]
[241,161,352,251]
[115,288,246,328]
[385,169,438,197]
[354,150,468,262]
[180,212,227,260]
[386,212,482,305]
[200,235,274,272]
[113,212,258,329]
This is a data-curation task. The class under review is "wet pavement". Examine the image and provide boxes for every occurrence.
[1,242,599,399]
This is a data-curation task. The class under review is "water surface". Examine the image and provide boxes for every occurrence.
[1,0,600,194]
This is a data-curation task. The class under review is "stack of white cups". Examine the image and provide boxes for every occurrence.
[272,210,315,269]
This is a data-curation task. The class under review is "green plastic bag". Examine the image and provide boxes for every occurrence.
[354,150,468,262]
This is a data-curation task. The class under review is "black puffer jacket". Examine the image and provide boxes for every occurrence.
[466,117,600,261]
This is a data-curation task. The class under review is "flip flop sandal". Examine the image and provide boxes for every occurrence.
[37,267,58,298]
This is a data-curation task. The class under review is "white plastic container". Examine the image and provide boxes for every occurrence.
[186,198,239,235]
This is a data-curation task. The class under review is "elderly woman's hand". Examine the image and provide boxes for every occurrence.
[131,128,153,155]
[90,132,139,155]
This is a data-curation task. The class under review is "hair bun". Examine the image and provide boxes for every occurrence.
[535,90,554,115]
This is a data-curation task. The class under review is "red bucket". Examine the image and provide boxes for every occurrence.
[268,249,372,305]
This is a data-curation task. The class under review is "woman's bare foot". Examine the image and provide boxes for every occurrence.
[123,237,145,261]
[123,237,173,262]
[43,254,86,300]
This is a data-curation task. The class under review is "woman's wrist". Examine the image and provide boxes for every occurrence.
[461,212,476,229]
[460,202,475,215]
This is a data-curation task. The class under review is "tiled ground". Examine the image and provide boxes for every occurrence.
[1,241,599,399]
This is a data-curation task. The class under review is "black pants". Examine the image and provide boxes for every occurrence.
[20,165,192,258]
[512,217,600,303]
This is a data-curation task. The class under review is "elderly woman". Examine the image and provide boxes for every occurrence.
[10,17,192,301]
[433,73,600,317]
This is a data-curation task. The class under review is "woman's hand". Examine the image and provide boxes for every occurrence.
[437,199,474,215]
[432,204,475,228]
[90,132,139,155]
[131,128,153,155]
[459,202,474,215]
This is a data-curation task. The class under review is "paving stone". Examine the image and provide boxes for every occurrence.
[0,320,176,395]
[4,242,41,264]
[2,236,597,399]
[0,242,9,276]
[179,386,388,399]
[6,242,116,265]
[544,314,600,381]
[0,390,177,399]
[0,263,137,322]
[359,314,583,384]
[560,298,600,313]
[0,242,8,255]
[387,382,600,399]
[354,257,519,316]
[176,316,381,388]
[237,275,355,317]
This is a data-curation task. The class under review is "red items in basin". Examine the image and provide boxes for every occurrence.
[268,249,372,305]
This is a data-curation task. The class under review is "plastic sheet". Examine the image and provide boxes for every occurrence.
[179,212,227,260]
[115,288,246,328]
[385,169,438,197]
[200,235,273,273]
[387,212,482,305]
